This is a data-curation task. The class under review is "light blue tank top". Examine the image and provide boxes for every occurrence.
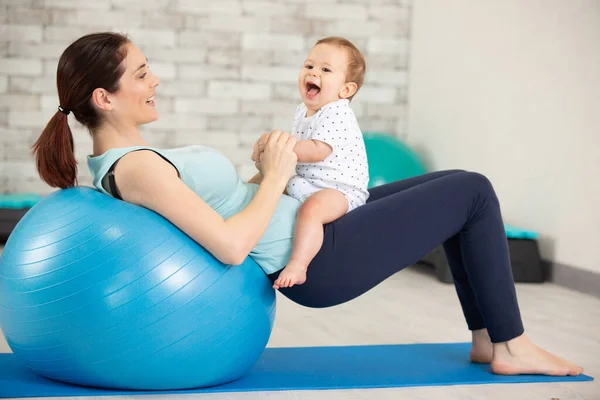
[87,145,301,274]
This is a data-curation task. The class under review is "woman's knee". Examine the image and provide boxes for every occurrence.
[463,172,499,202]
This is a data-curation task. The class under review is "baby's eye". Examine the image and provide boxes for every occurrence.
[305,65,313,69]
[322,68,331,73]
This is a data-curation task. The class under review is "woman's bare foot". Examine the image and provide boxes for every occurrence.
[273,261,307,290]
[470,328,493,363]
[491,333,583,376]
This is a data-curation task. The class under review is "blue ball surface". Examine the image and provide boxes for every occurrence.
[0,187,276,390]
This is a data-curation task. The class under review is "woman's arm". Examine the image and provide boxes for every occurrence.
[114,133,296,265]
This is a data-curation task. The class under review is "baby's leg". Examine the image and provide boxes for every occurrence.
[273,189,348,290]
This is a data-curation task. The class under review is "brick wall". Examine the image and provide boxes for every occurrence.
[0,0,411,194]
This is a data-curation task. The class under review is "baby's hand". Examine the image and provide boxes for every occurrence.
[251,132,271,162]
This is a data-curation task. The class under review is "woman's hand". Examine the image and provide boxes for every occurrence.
[259,130,297,185]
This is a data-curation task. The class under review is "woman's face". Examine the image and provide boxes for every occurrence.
[109,43,160,126]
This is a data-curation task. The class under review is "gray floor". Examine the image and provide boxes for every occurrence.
[0,244,598,399]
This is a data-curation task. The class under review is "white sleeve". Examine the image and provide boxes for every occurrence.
[310,103,352,150]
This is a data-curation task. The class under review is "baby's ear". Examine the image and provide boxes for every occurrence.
[339,82,358,99]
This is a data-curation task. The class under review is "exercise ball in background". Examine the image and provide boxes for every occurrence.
[363,132,427,188]
[0,187,276,390]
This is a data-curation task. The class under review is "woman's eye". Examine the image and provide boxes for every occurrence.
[140,73,147,79]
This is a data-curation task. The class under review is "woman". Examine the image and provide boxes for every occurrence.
[33,32,582,377]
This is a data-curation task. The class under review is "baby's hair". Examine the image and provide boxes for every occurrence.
[315,36,366,100]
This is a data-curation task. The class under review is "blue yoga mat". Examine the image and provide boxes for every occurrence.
[0,343,592,398]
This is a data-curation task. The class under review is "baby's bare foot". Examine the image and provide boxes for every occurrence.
[491,334,583,376]
[272,262,307,290]
[470,329,493,364]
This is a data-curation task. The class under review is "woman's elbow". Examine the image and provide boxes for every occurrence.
[217,243,249,266]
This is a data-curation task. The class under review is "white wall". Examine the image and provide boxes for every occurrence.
[407,0,600,273]
[0,0,410,194]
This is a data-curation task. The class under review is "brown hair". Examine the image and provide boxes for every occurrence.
[315,36,366,100]
[32,32,130,189]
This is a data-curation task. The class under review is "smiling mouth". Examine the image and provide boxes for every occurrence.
[146,96,155,106]
[305,82,320,98]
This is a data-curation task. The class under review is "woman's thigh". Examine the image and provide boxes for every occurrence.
[271,171,484,307]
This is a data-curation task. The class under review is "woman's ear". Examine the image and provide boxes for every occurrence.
[91,88,114,112]
[339,82,358,100]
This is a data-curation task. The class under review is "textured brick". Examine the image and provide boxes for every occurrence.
[367,38,409,55]
[272,84,300,101]
[179,31,240,49]
[140,46,206,63]
[44,26,94,43]
[112,0,171,11]
[56,10,144,28]
[158,81,206,97]
[208,115,271,133]
[8,42,66,59]
[43,60,58,77]
[354,86,397,104]
[174,98,238,115]
[241,99,298,116]
[208,49,241,67]
[304,4,368,20]
[184,15,271,33]
[150,113,207,131]
[0,94,40,110]
[9,76,56,94]
[315,19,409,38]
[40,94,58,110]
[270,116,295,134]
[365,103,407,119]
[41,0,111,10]
[0,0,411,194]
[241,66,298,83]
[172,131,239,148]
[179,64,240,80]
[242,33,304,51]
[365,69,408,86]
[367,53,409,70]
[175,0,243,15]
[359,118,398,134]
[142,12,186,29]
[0,58,43,76]
[0,24,43,43]
[243,1,300,16]
[368,5,411,20]
[126,28,177,47]
[8,110,50,127]
[7,7,52,24]
[148,61,176,81]
[208,81,271,100]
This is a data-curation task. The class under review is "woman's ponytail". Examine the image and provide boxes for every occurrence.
[31,109,77,189]
[30,32,130,190]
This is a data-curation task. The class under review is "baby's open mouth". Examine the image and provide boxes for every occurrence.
[305,82,321,98]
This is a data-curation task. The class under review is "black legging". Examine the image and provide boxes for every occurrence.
[268,170,525,343]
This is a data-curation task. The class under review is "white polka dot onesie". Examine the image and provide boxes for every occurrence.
[286,99,370,213]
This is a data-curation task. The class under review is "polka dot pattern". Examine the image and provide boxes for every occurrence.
[286,99,370,212]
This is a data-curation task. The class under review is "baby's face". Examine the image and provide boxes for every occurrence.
[298,43,349,114]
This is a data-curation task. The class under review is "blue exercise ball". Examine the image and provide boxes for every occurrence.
[363,132,427,188]
[0,187,276,390]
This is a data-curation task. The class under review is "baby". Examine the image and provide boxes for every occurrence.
[253,37,370,290]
